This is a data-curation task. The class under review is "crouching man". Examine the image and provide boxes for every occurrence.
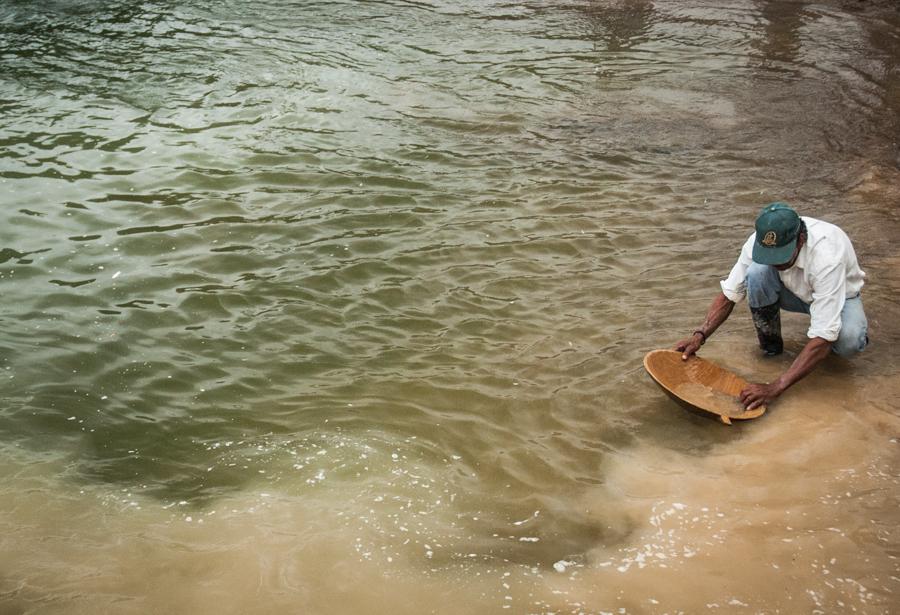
[675,202,868,410]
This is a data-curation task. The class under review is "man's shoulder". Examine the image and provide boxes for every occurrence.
[802,217,856,274]
[801,215,833,229]
[803,216,850,242]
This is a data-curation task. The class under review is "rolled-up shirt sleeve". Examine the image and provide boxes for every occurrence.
[807,259,847,341]
[720,234,755,303]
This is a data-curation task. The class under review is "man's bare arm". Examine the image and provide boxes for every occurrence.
[674,293,736,360]
[740,336,832,409]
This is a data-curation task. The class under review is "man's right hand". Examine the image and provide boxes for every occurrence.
[673,294,734,361]
[674,333,704,361]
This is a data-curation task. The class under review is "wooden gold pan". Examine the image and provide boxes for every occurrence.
[643,349,766,425]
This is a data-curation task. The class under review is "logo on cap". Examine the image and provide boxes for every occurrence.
[762,231,778,247]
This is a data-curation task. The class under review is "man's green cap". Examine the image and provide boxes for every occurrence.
[752,202,801,265]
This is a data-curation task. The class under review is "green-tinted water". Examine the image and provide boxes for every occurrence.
[2,1,899,613]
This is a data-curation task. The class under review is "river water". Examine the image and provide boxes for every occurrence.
[1,1,899,613]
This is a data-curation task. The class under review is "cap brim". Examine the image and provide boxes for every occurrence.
[752,237,797,265]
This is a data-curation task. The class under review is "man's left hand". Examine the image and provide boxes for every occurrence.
[739,382,783,410]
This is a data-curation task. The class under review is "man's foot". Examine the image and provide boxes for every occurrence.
[758,333,783,356]
[751,303,783,357]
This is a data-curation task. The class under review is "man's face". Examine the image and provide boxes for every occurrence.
[772,242,801,271]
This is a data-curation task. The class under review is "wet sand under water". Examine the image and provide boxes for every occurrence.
[1,362,898,615]
[671,383,747,419]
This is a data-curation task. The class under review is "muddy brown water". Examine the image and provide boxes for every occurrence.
[1,1,898,613]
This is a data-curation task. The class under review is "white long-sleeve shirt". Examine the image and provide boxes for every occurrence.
[720,217,866,341]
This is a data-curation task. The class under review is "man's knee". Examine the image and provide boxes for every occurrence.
[746,263,780,308]
[831,322,868,357]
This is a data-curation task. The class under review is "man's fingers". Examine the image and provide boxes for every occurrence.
[739,388,753,404]
[741,388,764,409]
[677,339,700,361]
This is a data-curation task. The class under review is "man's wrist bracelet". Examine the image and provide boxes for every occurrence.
[693,330,707,344]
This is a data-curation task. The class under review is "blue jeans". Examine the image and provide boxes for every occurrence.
[746,263,868,357]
